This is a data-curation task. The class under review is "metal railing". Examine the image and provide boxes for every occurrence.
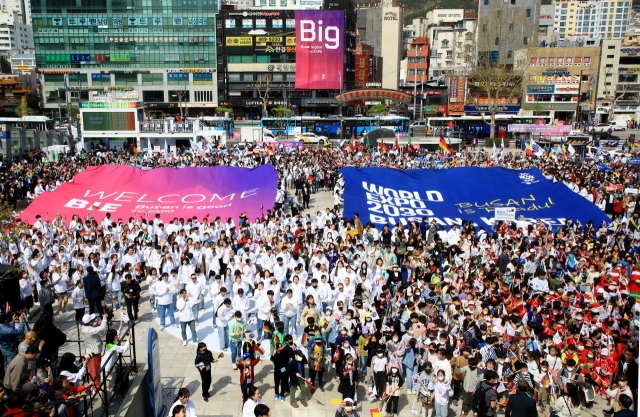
[57,319,138,417]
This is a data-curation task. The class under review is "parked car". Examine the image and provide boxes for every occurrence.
[295,132,327,143]
[410,121,426,134]
[447,131,478,144]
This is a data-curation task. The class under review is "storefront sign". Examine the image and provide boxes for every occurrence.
[256,36,283,43]
[335,89,412,105]
[527,85,555,94]
[226,37,253,46]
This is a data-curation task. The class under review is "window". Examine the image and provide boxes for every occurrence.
[508,23,514,31]
[359,58,365,67]
[523,36,530,45]
[359,70,364,78]
[142,90,164,102]
[608,44,616,49]
[194,91,214,102]
[441,39,450,48]
[495,37,499,45]
[228,55,252,63]
[483,0,488,5]
[141,73,163,86]
[526,8,531,17]
[619,73,637,82]
[607,54,615,58]
[507,50,512,58]
[256,55,270,63]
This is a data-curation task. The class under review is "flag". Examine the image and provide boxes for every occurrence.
[597,162,613,172]
[407,132,412,145]
[351,134,355,146]
[530,139,545,157]
[365,136,371,149]
[315,357,322,372]
[553,331,562,345]
[525,139,533,156]
[253,343,265,355]
[262,323,271,336]
[439,136,453,155]
[301,333,308,347]
[393,136,399,151]
[189,139,205,157]
[147,137,152,157]
[596,144,603,155]
[304,378,315,390]
[379,137,388,153]
[500,138,505,160]
[64,74,69,93]
[492,140,497,159]
[521,137,525,151]
[567,143,575,155]
[164,138,169,157]
[134,262,142,275]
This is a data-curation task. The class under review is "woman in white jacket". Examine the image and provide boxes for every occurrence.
[280,289,298,336]
[107,265,123,310]
[552,384,582,417]
[176,289,197,346]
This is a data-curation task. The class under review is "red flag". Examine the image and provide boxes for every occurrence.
[262,324,271,335]
[333,347,341,363]
[304,379,315,390]
[301,333,308,346]
[380,137,388,153]
[393,137,399,151]
[315,358,322,372]
[253,343,265,355]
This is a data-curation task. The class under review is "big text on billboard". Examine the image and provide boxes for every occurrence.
[295,10,344,90]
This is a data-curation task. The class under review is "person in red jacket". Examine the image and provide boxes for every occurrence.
[237,352,260,401]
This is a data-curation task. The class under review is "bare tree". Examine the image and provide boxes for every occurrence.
[257,73,272,119]
[468,8,536,139]
[605,67,632,122]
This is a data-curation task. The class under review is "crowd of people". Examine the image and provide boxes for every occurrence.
[0,140,636,417]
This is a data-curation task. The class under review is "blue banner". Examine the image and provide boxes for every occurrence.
[340,167,609,229]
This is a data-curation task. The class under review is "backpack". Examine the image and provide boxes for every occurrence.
[471,383,490,416]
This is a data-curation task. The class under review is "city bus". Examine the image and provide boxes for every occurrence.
[342,116,410,138]
[196,117,234,136]
[260,115,411,139]
[0,116,54,131]
[425,115,553,137]
[260,117,342,138]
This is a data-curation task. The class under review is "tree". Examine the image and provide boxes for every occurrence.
[215,106,233,118]
[603,68,630,122]
[367,104,388,116]
[270,106,292,139]
[468,7,536,138]
[257,73,272,119]
[66,104,79,122]
[15,96,35,120]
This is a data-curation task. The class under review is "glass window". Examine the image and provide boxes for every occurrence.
[142,73,163,85]
[228,73,240,82]
[114,73,138,86]
[256,55,270,63]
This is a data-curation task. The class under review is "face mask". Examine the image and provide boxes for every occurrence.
[377,353,383,357]
[344,406,353,412]
[438,376,444,381]
[393,337,399,342]
[346,315,352,320]
[366,318,372,322]
[567,367,575,371]
[391,368,398,374]
[587,355,594,359]
[287,341,293,345]
[541,368,548,372]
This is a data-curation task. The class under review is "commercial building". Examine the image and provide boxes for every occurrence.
[538,6,558,47]
[424,8,476,81]
[477,0,540,65]
[356,0,403,90]
[355,41,382,88]
[215,0,356,118]
[0,0,30,24]
[10,52,34,74]
[522,44,601,122]
[32,0,219,119]
[551,0,631,40]
[595,36,640,123]
[0,10,32,51]
[402,18,425,54]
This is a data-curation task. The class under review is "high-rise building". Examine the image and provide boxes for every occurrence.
[0,10,32,51]
[32,0,219,119]
[355,41,382,88]
[477,0,540,65]
[552,0,631,40]
[0,0,30,24]
[424,9,476,81]
[356,0,403,90]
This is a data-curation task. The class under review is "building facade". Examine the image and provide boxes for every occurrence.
[355,41,382,88]
[595,36,640,123]
[552,0,631,40]
[216,2,356,118]
[10,52,33,74]
[477,0,540,65]
[356,0,403,90]
[32,0,219,119]
[522,45,601,122]
[0,10,32,51]
[425,9,476,81]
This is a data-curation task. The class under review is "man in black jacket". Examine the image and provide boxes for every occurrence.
[505,380,537,417]
[619,348,638,407]
[83,266,104,315]
[121,273,141,321]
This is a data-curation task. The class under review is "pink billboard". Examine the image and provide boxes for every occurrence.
[295,10,344,90]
